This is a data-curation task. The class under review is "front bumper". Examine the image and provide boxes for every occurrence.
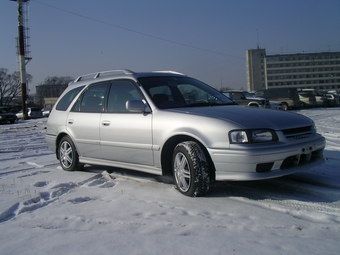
[209,135,326,181]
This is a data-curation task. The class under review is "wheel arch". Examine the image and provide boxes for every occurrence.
[280,102,289,110]
[247,102,259,107]
[55,132,77,160]
[160,135,216,181]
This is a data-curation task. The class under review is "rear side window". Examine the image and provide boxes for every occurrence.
[56,86,85,111]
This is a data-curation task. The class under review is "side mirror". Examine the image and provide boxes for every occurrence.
[126,100,151,113]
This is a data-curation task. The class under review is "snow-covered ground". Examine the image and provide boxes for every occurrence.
[0,108,339,255]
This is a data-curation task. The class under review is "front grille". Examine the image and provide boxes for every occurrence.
[282,126,313,139]
[280,149,323,170]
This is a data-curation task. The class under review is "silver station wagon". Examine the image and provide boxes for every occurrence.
[45,70,326,196]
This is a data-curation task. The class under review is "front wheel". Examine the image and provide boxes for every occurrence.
[172,141,210,197]
[58,136,81,171]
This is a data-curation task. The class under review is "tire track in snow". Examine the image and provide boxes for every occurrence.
[0,173,116,223]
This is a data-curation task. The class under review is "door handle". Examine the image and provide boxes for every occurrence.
[68,119,74,124]
[102,120,110,126]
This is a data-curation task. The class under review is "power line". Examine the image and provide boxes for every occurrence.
[31,0,244,60]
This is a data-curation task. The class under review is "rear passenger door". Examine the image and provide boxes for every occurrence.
[100,80,153,166]
[67,82,109,158]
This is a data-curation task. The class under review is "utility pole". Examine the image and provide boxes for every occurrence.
[11,0,30,120]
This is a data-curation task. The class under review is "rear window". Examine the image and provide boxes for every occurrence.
[56,86,85,111]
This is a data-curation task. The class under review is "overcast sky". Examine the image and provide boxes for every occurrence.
[1,0,339,93]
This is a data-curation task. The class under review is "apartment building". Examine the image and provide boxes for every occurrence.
[246,48,340,92]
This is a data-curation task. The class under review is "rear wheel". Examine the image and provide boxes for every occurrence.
[282,103,289,111]
[172,141,210,197]
[58,136,81,171]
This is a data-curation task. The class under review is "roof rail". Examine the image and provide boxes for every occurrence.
[74,69,135,82]
[152,70,186,75]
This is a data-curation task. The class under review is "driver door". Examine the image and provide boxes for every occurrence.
[100,80,153,165]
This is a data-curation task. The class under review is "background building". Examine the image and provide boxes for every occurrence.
[35,84,67,107]
[246,48,266,91]
[246,48,340,92]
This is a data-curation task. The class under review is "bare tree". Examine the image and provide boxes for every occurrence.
[40,76,73,86]
[0,68,32,106]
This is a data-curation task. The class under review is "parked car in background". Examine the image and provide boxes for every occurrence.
[269,101,283,110]
[254,88,302,110]
[299,89,326,107]
[298,92,317,108]
[327,90,340,99]
[16,107,43,120]
[0,108,17,124]
[248,92,282,110]
[325,94,338,107]
[45,69,326,197]
[41,103,55,118]
[41,108,51,117]
[222,90,270,108]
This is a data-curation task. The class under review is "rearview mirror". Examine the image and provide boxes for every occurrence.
[126,100,151,113]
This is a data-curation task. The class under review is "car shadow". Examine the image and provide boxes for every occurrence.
[208,175,340,204]
[80,164,340,204]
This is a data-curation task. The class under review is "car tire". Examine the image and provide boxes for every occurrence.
[282,103,289,111]
[172,141,210,197]
[58,136,82,171]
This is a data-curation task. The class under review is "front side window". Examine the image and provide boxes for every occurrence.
[107,80,143,113]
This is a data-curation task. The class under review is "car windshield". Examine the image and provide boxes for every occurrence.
[243,92,254,98]
[138,76,234,109]
[314,89,323,96]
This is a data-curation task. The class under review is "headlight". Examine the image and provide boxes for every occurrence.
[251,130,274,142]
[230,131,248,143]
[229,129,278,144]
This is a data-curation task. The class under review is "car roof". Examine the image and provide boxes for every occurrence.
[68,70,187,87]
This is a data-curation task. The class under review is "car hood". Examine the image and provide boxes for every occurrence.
[169,105,313,130]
